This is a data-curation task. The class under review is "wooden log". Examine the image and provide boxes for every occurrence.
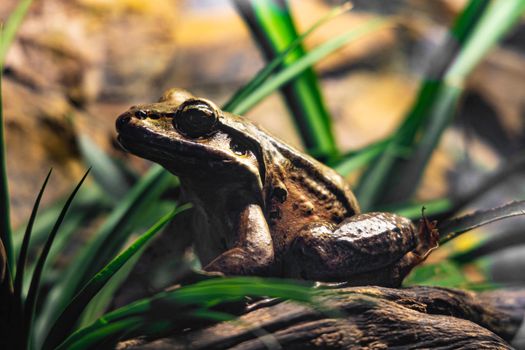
[118,286,525,349]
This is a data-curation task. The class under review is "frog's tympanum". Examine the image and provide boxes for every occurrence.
[116,88,439,287]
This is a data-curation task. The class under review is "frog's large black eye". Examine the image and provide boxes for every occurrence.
[174,100,218,138]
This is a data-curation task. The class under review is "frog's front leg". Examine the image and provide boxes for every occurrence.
[204,204,274,276]
[284,212,438,287]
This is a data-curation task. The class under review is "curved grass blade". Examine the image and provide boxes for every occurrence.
[43,203,191,350]
[13,169,52,307]
[77,134,130,202]
[223,2,352,112]
[382,0,525,204]
[231,17,390,117]
[356,0,525,208]
[438,200,525,244]
[0,38,14,279]
[12,186,111,257]
[56,277,316,350]
[76,199,178,328]
[234,0,338,161]
[377,198,452,221]
[56,317,142,350]
[332,137,391,176]
[0,0,33,65]
[355,0,490,208]
[34,165,174,345]
[23,168,90,349]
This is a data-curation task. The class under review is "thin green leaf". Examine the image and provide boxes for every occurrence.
[0,238,6,285]
[332,138,391,176]
[234,0,339,160]
[378,198,452,221]
[77,134,130,202]
[230,17,390,116]
[12,185,111,257]
[76,200,177,329]
[385,0,525,203]
[438,200,525,244]
[57,277,316,350]
[0,29,14,281]
[354,0,488,208]
[13,169,52,307]
[357,0,525,208]
[34,165,174,345]
[55,317,142,350]
[223,2,352,112]
[0,0,33,66]
[23,168,90,349]
[43,204,191,350]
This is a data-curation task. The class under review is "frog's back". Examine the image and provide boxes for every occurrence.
[258,131,361,253]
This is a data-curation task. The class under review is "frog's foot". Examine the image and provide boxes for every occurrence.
[415,211,440,260]
[167,269,225,290]
[204,247,274,277]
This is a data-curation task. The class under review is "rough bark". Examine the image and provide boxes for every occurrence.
[118,286,525,350]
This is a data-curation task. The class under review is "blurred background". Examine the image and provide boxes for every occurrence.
[2,0,525,284]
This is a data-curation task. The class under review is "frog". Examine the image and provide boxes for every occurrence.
[116,88,439,287]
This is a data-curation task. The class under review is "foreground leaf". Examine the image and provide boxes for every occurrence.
[0,29,13,278]
[57,277,316,350]
[77,134,130,202]
[34,165,174,345]
[43,203,191,350]
[23,169,90,349]
[13,169,52,316]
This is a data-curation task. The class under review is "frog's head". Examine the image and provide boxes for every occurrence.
[116,88,266,190]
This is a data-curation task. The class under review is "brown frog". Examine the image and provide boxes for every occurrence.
[116,88,438,287]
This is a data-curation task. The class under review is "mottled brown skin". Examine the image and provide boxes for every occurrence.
[116,88,438,286]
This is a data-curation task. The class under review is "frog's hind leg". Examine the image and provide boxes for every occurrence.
[283,213,438,287]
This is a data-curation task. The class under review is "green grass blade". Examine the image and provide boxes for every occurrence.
[0,0,33,66]
[57,277,316,350]
[12,186,111,257]
[380,0,525,204]
[223,2,352,113]
[0,35,14,281]
[332,138,391,176]
[354,0,492,209]
[234,0,338,160]
[230,17,390,117]
[34,165,174,345]
[55,318,142,350]
[23,168,90,349]
[380,198,452,220]
[75,199,177,330]
[13,169,52,306]
[77,134,130,202]
[42,204,190,350]
[356,0,525,208]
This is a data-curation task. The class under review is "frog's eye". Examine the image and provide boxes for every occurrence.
[174,100,218,138]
